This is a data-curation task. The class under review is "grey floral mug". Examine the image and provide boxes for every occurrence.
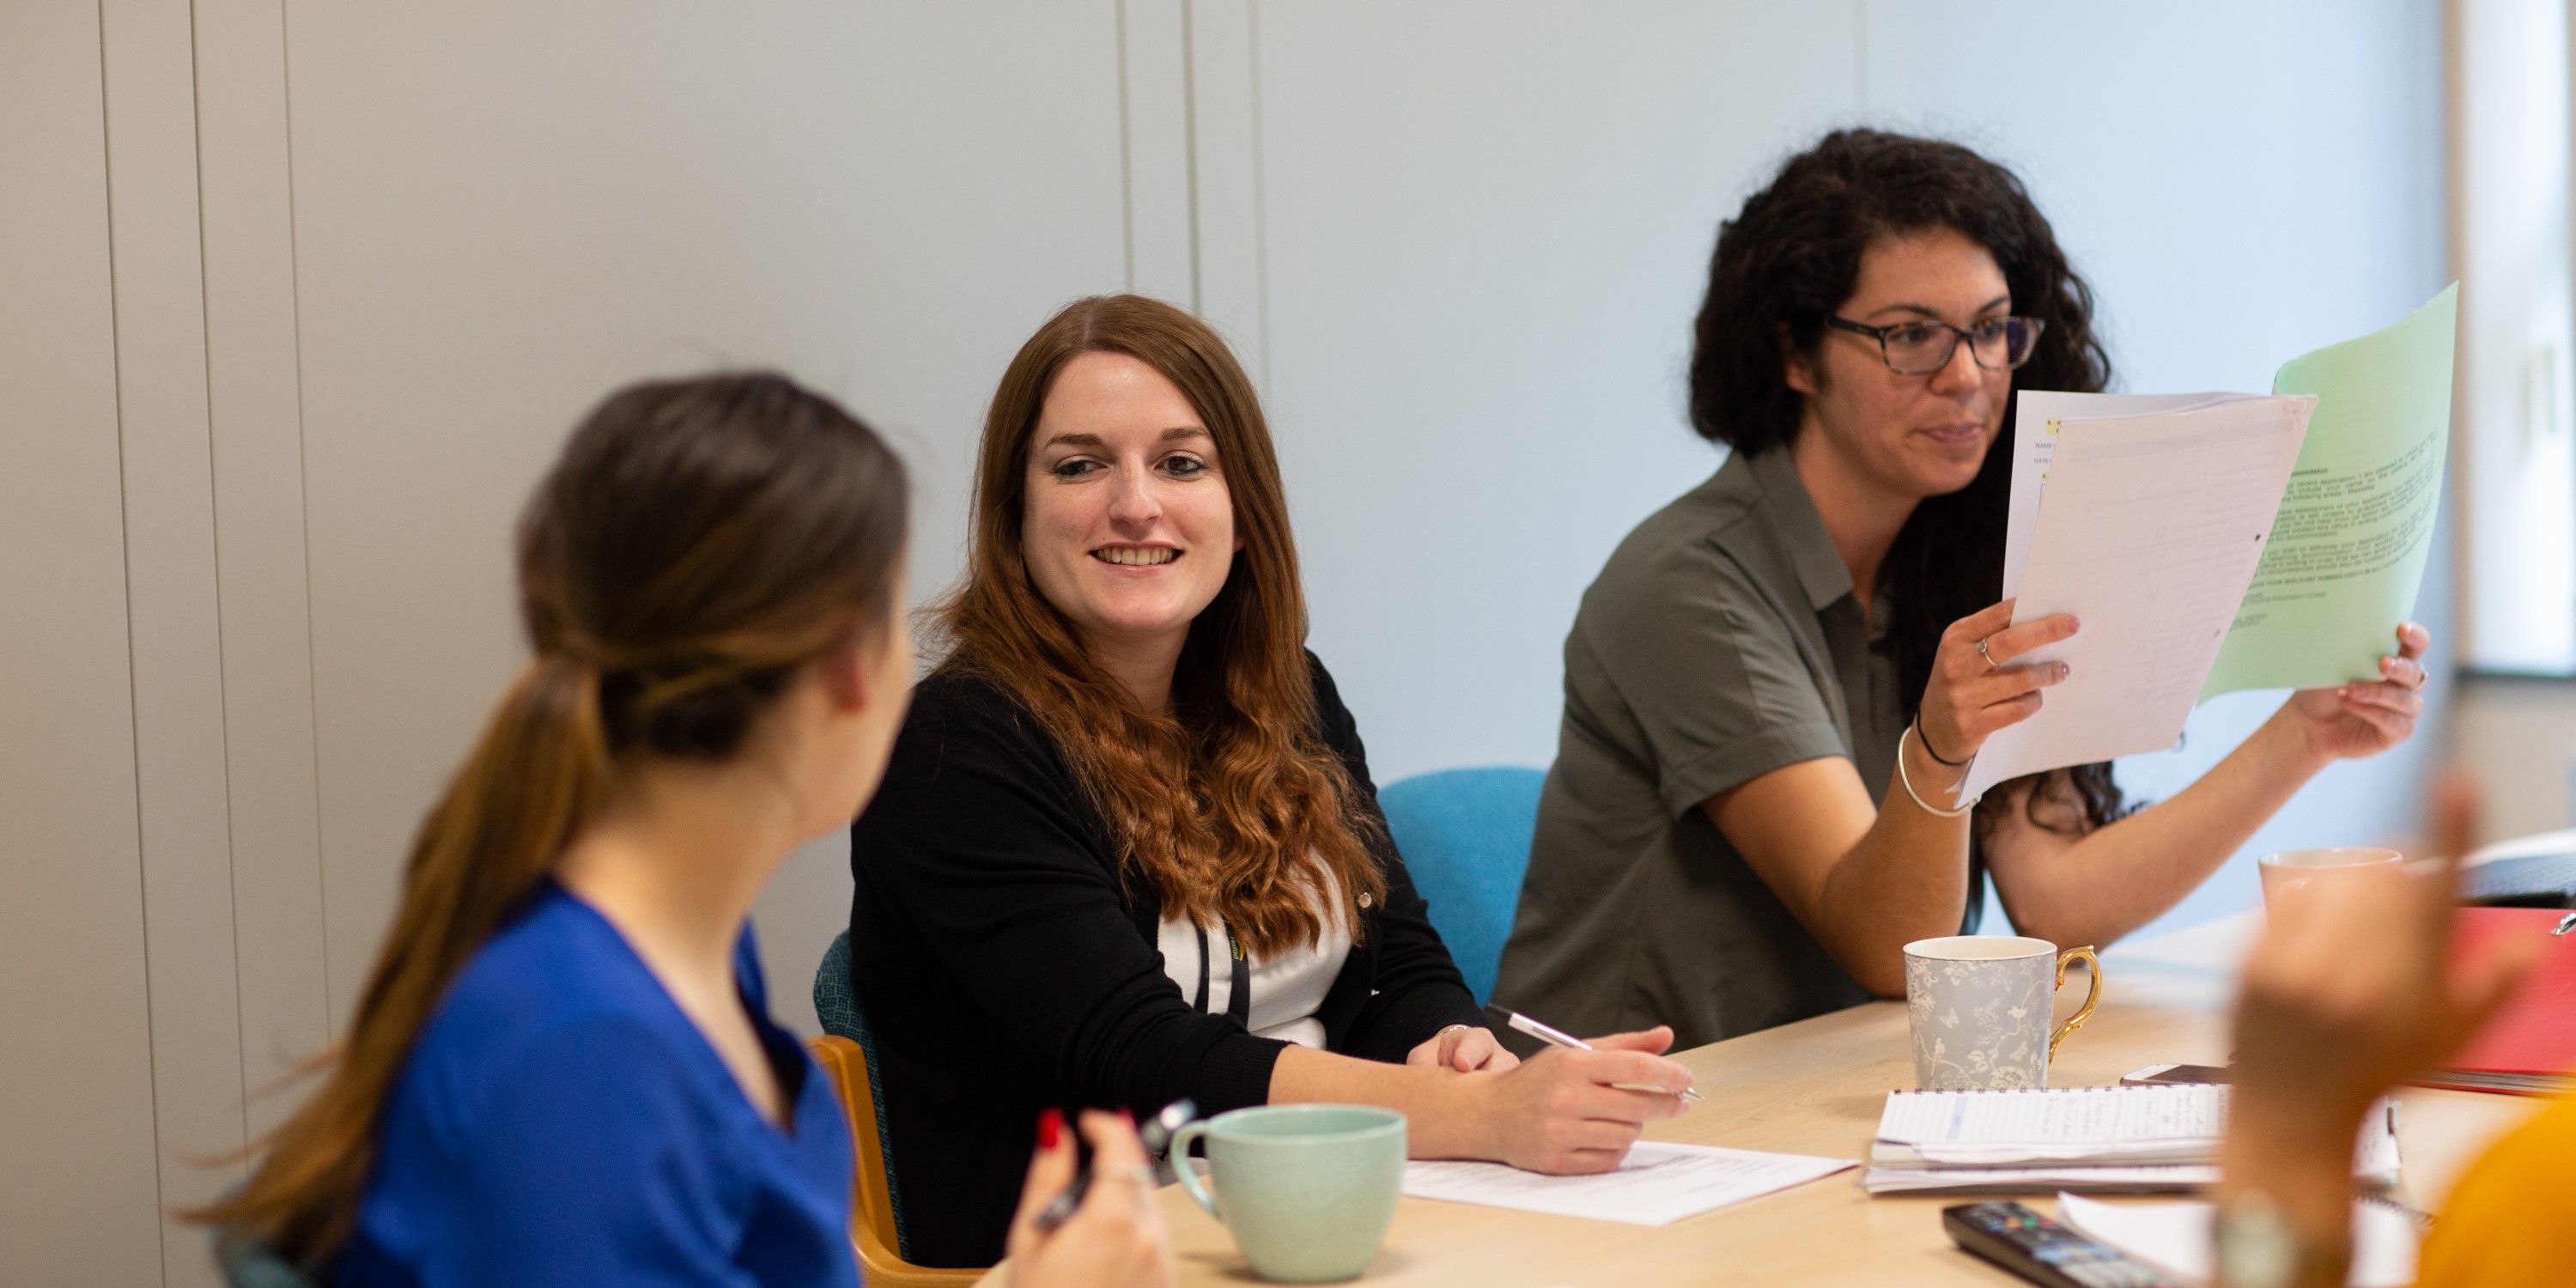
[1902,935,2102,1090]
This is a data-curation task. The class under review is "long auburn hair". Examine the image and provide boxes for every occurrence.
[1690,129,2131,836]
[189,373,908,1264]
[932,294,1386,957]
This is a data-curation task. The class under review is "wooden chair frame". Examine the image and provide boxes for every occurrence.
[806,1035,984,1287]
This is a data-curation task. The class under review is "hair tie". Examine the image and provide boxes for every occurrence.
[540,629,614,672]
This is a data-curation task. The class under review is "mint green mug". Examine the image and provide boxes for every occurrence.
[1170,1103,1406,1282]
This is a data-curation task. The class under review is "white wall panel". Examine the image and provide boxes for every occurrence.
[194,0,334,1133]
[0,3,167,1284]
[1246,3,1861,780]
[1123,0,1198,306]
[99,0,252,1276]
[276,1,1133,1035]
[1186,0,1269,383]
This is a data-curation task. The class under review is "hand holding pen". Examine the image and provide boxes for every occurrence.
[1008,1107,1175,1288]
[1431,1005,1698,1175]
[1031,1098,1194,1234]
[1486,1004,1706,1103]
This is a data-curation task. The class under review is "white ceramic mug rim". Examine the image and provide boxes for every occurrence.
[1206,1102,1405,1145]
[1904,934,2057,963]
[2255,847,2404,870]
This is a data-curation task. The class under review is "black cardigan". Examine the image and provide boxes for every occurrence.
[846,653,1485,1267]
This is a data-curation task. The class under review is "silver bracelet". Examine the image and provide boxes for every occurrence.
[1898,721,1979,817]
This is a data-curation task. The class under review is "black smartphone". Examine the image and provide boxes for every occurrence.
[2119,1062,2230,1084]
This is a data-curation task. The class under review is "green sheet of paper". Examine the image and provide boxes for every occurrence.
[2200,283,2457,699]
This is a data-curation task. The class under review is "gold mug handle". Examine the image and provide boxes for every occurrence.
[2047,945,2103,1064]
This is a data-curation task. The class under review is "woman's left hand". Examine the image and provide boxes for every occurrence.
[2282,622,2431,762]
[1406,1024,1521,1072]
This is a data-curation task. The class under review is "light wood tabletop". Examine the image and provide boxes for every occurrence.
[976,930,2547,1286]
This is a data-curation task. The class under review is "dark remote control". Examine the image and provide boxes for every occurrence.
[1943,1201,2183,1288]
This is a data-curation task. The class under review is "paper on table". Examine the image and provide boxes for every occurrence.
[1873,1084,2226,1165]
[1402,1141,1853,1227]
[1870,1086,2401,1182]
[1965,398,2314,799]
[1862,1163,2216,1195]
[2202,284,2458,698]
[2056,1192,2421,1288]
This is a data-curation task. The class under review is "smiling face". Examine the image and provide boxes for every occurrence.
[1020,350,1238,676]
[1785,226,2013,503]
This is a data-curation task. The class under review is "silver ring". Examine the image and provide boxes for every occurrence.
[1978,637,2002,671]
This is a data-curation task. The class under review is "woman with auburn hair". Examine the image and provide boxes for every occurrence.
[191,374,1169,1288]
[848,294,1696,1268]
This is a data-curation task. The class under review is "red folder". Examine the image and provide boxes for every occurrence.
[2419,907,2576,1096]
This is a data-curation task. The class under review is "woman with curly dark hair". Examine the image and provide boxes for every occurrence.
[1494,130,2432,1047]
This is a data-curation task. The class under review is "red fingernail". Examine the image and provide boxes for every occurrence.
[1038,1108,1063,1149]
[1116,1108,1136,1127]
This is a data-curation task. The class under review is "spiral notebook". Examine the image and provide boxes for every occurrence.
[1863,1084,2399,1195]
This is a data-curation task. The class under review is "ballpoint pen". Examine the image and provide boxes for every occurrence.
[1483,1003,1705,1103]
[1032,1097,1196,1234]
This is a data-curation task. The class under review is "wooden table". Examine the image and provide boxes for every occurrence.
[979,927,2545,1285]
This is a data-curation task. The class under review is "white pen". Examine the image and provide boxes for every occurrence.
[1484,1003,1705,1103]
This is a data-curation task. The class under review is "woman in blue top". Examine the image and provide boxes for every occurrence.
[193,373,1170,1287]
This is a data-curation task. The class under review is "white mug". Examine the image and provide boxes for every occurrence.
[1903,935,2102,1091]
[2257,847,2403,909]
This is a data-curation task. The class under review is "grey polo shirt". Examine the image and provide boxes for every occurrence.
[1492,446,1980,1049]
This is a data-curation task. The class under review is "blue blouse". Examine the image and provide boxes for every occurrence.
[333,881,859,1288]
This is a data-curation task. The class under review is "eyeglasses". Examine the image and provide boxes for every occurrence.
[1824,315,2045,375]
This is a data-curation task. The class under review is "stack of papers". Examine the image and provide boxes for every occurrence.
[1403,1141,1854,1226]
[2057,1192,2421,1287]
[1862,1084,2399,1196]
[1964,285,2458,797]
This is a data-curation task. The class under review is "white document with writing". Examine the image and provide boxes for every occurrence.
[1402,1141,1854,1227]
[1862,1163,2219,1195]
[1874,1084,2224,1165]
[1963,394,2315,800]
[1869,1085,2399,1178]
[2002,392,2280,598]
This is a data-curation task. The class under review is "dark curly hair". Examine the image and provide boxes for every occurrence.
[1690,128,2130,839]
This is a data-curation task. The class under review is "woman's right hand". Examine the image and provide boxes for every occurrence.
[1006,1109,1174,1288]
[1917,598,2078,765]
[1468,1026,1694,1174]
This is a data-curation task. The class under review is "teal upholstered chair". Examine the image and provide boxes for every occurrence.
[1376,766,1547,1005]
[211,1229,312,1288]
